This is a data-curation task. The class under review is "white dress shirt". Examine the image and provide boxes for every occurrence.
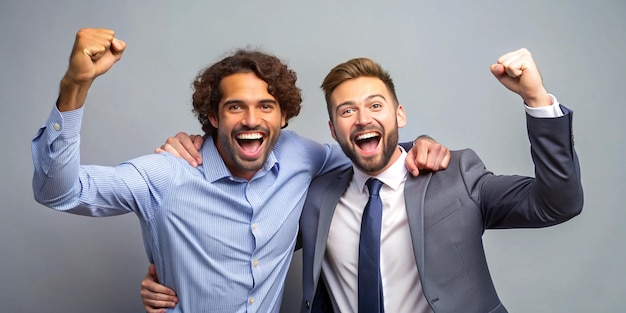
[323,148,432,313]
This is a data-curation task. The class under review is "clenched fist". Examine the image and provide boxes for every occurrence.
[490,48,552,108]
[57,28,126,111]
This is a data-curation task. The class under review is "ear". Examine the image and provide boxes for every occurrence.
[208,112,219,129]
[281,110,287,128]
[396,104,407,128]
[328,120,337,141]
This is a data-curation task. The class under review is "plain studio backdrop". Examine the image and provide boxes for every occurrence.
[1,1,624,312]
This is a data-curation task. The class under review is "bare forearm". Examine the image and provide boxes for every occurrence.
[57,75,92,112]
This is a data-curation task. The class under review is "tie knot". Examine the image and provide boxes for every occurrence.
[366,178,383,196]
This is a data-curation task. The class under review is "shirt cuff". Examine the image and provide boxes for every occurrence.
[53,105,84,138]
[524,94,564,118]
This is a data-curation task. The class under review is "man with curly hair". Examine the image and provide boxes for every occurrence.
[31,28,448,312]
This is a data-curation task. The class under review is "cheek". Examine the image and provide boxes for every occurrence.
[268,112,285,128]
[333,121,352,138]
[216,115,240,131]
[380,114,398,129]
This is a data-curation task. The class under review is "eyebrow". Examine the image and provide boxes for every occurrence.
[336,94,387,110]
[222,98,278,106]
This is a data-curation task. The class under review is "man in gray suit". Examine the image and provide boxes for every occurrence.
[298,49,583,313]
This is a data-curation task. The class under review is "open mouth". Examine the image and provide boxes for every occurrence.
[354,131,381,153]
[236,132,265,156]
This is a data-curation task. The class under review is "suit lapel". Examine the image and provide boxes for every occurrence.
[404,172,431,275]
[312,168,354,279]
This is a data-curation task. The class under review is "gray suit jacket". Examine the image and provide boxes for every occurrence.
[298,108,583,313]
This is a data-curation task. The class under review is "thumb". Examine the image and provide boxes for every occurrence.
[490,63,518,93]
[192,135,204,151]
[148,263,158,281]
[111,38,126,56]
[490,64,505,77]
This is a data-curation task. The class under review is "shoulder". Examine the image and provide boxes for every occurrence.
[417,148,487,186]
[124,152,195,178]
[274,130,333,163]
[310,166,351,187]
[275,130,319,150]
[445,148,482,171]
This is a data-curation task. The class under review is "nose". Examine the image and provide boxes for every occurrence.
[355,108,372,126]
[242,109,260,127]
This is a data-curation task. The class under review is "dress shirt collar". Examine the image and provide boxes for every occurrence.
[352,146,408,193]
[200,136,279,183]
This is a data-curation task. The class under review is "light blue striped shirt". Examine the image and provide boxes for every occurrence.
[32,106,350,313]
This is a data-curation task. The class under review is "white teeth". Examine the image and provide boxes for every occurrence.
[237,133,263,140]
[356,132,378,140]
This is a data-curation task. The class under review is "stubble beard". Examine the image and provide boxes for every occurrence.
[216,127,280,175]
[338,127,399,174]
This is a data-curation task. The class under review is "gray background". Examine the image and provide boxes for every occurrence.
[1,1,624,312]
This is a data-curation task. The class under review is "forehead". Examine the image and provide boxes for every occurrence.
[219,72,275,101]
[330,76,389,106]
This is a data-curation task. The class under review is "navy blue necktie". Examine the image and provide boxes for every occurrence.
[358,178,384,313]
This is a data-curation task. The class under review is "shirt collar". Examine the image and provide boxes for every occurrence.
[200,136,279,183]
[352,146,408,194]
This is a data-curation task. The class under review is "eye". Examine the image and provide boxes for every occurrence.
[341,108,356,116]
[228,104,243,111]
[371,103,382,109]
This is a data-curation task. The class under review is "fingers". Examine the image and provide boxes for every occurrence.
[174,132,202,166]
[66,28,125,84]
[141,284,177,312]
[490,63,505,77]
[496,48,528,78]
[144,304,171,313]
[417,142,449,171]
[148,263,158,280]
[158,132,202,167]
[110,37,126,55]
[428,145,450,171]
[76,28,125,63]
[141,292,177,313]
[140,266,178,312]
[190,135,205,164]
[140,278,177,297]
[492,48,551,107]
[76,28,114,60]
[495,48,532,78]
[406,137,450,176]
[405,149,419,176]
[191,135,204,150]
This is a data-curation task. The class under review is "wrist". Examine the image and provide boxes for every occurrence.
[57,75,92,112]
[523,87,553,108]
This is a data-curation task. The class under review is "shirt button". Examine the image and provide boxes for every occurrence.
[305,301,311,309]
[249,298,254,304]
[53,123,61,131]
[253,259,259,267]
[251,223,257,230]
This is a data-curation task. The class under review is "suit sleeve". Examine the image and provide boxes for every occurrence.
[463,107,583,228]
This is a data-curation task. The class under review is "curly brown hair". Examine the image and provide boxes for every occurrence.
[192,49,302,137]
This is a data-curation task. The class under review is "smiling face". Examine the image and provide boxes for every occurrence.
[209,72,286,180]
[328,76,406,176]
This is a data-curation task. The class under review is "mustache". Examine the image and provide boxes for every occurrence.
[232,125,270,134]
